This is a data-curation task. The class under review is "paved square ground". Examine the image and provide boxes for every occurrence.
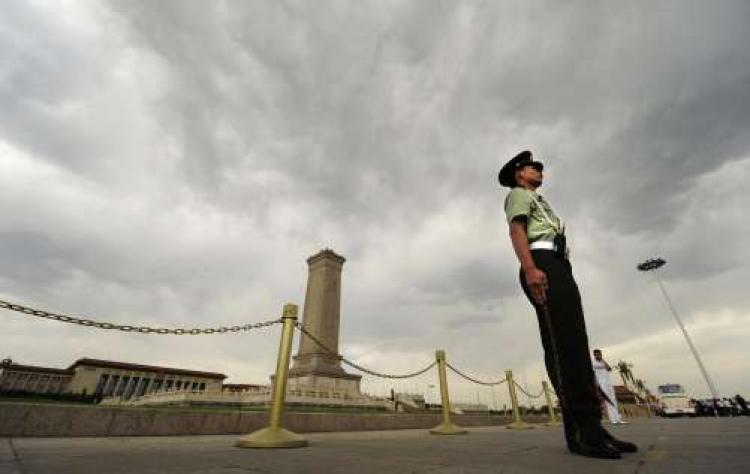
[2,417,749,473]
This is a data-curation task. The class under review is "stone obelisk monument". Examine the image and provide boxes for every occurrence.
[287,249,361,395]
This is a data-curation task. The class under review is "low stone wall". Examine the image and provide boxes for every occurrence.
[620,404,653,418]
[0,402,550,437]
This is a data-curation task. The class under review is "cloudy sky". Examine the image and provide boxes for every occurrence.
[2,0,749,406]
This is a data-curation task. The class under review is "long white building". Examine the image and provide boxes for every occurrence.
[0,357,226,399]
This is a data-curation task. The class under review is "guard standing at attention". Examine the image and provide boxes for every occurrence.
[498,150,637,459]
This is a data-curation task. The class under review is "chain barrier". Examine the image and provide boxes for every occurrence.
[293,321,436,379]
[0,299,282,335]
[513,380,545,399]
[445,362,507,386]
[3,299,545,395]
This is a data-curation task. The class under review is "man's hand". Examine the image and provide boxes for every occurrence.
[509,219,549,305]
[524,266,548,306]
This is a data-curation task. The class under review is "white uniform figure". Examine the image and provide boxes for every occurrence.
[592,350,626,424]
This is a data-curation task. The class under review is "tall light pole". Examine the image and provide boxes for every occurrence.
[637,258,720,406]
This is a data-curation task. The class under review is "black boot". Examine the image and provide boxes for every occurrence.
[601,428,638,453]
[569,440,622,459]
[568,420,622,459]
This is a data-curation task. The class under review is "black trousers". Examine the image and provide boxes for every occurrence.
[519,250,602,446]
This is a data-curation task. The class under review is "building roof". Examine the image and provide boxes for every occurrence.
[1,363,74,376]
[614,385,636,396]
[614,385,639,403]
[223,383,264,388]
[67,358,227,379]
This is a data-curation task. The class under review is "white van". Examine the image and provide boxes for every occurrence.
[658,383,695,417]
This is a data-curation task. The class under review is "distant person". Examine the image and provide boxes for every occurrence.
[499,150,637,459]
[592,349,627,424]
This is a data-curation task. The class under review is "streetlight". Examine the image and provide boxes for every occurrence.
[637,258,720,411]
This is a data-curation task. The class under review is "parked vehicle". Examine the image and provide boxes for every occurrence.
[694,398,734,416]
[734,395,750,416]
[657,384,695,417]
[693,399,715,416]
[691,395,749,417]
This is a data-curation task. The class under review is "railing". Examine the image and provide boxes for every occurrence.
[1,298,559,449]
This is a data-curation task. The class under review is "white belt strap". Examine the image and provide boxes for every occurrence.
[529,241,556,251]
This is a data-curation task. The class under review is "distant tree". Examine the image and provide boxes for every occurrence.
[616,360,634,388]
[634,379,647,403]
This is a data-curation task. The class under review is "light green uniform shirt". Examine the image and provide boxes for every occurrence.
[504,188,562,243]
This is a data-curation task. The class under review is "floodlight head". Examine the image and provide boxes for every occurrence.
[637,257,666,272]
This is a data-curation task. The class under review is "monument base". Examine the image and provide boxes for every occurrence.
[287,373,362,397]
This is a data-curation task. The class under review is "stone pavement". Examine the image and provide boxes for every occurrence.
[2,417,749,473]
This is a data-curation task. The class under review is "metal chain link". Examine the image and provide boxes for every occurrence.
[0,299,282,335]
[343,357,437,380]
[513,380,545,399]
[293,321,436,379]
[445,362,507,386]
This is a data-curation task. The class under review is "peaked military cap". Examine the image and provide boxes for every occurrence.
[498,150,544,187]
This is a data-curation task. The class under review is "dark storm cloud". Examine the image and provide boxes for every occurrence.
[413,258,514,304]
[0,1,122,178]
[1,0,749,397]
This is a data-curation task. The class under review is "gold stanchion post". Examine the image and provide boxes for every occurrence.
[506,370,533,430]
[430,350,468,435]
[236,303,308,448]
[542,381,559,426]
